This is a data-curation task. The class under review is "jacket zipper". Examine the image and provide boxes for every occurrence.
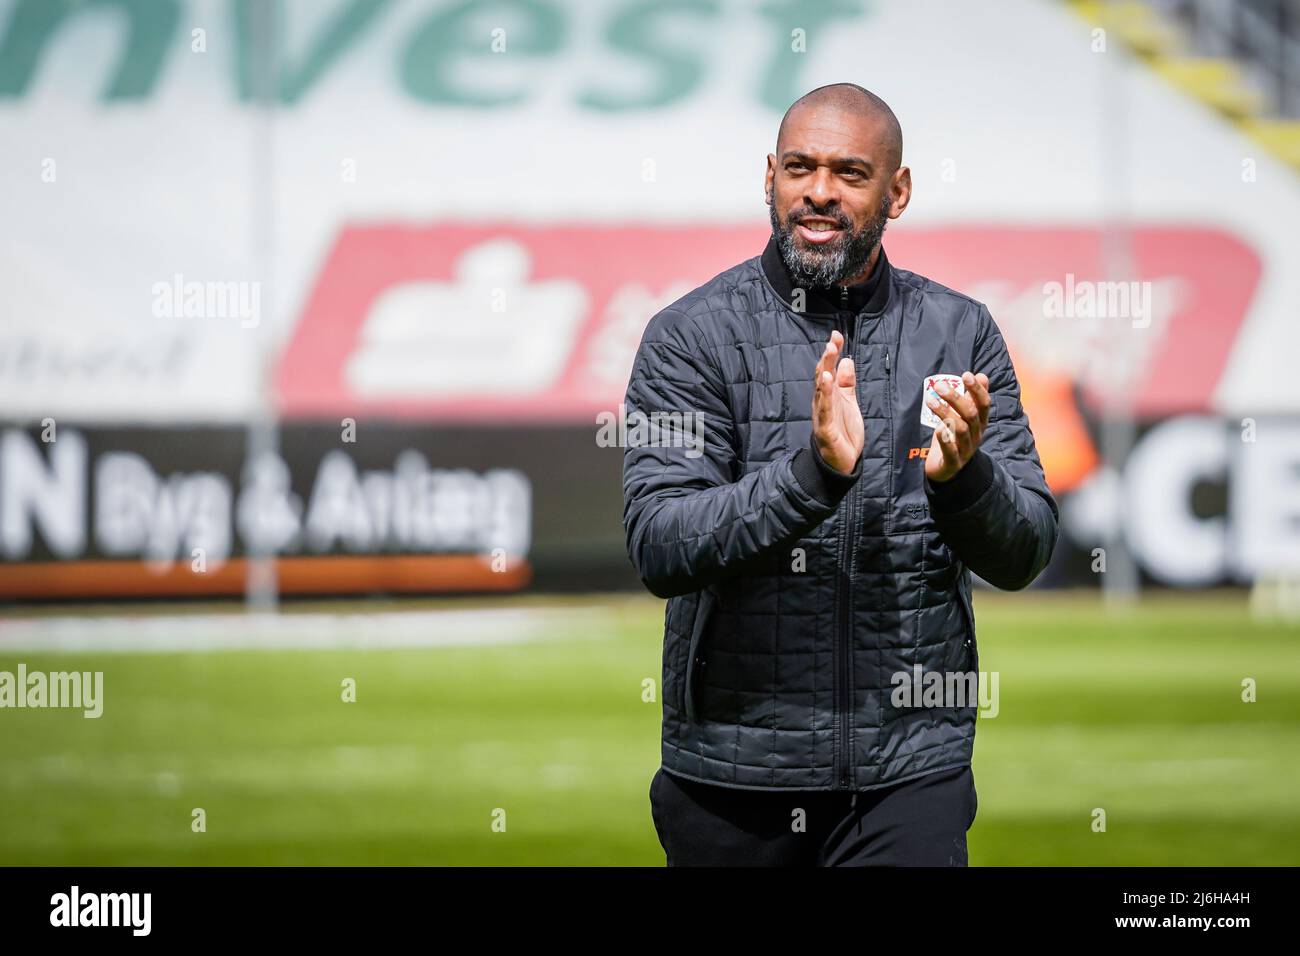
[835,284,857,791]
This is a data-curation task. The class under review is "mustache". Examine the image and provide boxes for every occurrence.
[788,208,850,228]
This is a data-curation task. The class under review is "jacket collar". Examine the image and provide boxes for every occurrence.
[761,232,893,317]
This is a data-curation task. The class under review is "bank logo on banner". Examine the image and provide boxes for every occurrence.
[345,239,590,399]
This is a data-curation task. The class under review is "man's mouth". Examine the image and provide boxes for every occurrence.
[794,217,844,246]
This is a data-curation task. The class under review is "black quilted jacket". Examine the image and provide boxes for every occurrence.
[621,235,1059,791]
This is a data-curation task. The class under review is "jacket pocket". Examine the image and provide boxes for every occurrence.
[955,573,977,674]
[683,586,716,722]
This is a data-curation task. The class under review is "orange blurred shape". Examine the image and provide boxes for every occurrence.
[1015,363,1099,495]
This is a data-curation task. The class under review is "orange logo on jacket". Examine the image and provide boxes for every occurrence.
[906,446,931,460]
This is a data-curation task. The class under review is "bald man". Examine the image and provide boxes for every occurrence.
[622,83,1058,866]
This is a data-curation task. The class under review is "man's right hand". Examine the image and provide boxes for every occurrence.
[811,330,865,476]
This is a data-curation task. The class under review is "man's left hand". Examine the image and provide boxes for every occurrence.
[925,371,991,483]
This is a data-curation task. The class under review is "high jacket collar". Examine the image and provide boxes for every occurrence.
[760,232,893,317]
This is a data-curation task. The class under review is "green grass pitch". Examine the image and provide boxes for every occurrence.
[0,591,1296,865]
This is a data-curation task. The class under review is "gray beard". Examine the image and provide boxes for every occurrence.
[769,192,891,288]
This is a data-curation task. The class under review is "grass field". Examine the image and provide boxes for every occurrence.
[0,590,1297,865]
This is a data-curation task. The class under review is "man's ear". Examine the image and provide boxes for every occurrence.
[890,165,912,218]
[764,153,776,205]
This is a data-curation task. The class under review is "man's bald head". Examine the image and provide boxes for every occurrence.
[765,82,911,287]
[777,83,903,173]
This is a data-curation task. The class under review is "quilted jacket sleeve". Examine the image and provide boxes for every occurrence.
[924,304,1060,590]
[622,308,860,599]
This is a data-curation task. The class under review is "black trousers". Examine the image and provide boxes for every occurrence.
[648,764,977,866]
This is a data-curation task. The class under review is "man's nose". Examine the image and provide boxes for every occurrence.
[803,168,840,213]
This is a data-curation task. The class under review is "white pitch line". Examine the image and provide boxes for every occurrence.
[0,607,615,654]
